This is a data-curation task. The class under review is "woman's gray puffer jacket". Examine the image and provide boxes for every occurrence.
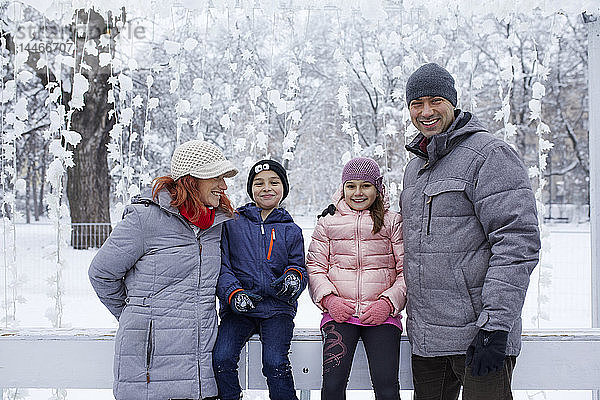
[89,189,230,400]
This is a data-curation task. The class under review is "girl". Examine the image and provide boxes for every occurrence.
[213,159,307,400]
[89,140,237,400]
[307,157,406,400]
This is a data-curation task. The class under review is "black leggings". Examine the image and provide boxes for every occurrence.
[321,321,401,400]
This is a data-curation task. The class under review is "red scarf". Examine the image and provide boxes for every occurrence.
[179,203,216,229]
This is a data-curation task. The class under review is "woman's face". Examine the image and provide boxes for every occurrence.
[197,174,228,208]
[343,180,377,211]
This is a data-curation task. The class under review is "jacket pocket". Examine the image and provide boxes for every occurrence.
[145,320,154,383]
[423,180,468,236]
[452,267,477,323]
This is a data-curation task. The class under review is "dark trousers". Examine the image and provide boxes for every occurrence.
[411,354,516,400]
[321,321,402,400]
[212,313,298,400]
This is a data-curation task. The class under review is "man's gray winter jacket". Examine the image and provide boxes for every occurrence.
[89,189,230,400]
[400,111,540,357]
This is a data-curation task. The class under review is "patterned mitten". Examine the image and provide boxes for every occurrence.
[231,291,263,313]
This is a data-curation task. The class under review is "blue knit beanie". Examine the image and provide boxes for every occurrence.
[405,63,457,107]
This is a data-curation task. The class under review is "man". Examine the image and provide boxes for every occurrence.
[400,63,541,400]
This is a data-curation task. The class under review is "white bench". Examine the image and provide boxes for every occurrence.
[1,328,600,396]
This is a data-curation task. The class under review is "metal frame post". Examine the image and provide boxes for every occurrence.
[584,11,600,400]
[584,10,600,330]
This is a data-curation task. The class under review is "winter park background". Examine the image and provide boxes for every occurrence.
[1,0,599,399]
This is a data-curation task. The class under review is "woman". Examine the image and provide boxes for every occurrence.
[307,157,406,400]
[89,139,237,400]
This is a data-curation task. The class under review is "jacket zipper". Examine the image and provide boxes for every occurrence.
[195,229,202,389]
[267,228,275,260]
[173,210,204,393]
[426,196,433,235]
[356,212,362,316]
[146,320,153,383]
[260,221,266,294]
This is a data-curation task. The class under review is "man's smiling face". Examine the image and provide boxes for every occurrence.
[409,96,455,137]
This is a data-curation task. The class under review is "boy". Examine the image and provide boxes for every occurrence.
[213,159,307,400]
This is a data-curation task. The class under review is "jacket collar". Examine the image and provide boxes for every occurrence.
[405,110,488,166]
[237,202,293,224]
[137,188,231,226]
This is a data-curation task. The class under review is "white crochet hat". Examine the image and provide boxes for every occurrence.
[171,140,238,181]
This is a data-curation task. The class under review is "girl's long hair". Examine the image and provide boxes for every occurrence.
[151,175,235,223]
[369,193,385,235]
[341,188,386,235]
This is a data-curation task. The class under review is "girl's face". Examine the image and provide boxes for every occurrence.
[197,174,228,208]
[343,180,377,211]
[252,170,283,211]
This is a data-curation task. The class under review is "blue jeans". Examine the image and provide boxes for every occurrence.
[212,313,298,400]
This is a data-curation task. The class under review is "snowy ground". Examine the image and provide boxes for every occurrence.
[0,218,594,399]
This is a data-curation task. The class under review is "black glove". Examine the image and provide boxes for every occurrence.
[230,291,263,313]
[317,204,336,219]
[271,269,302,304]
[466,329,509,377]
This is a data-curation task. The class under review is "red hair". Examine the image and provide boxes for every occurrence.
[152,175,235,223]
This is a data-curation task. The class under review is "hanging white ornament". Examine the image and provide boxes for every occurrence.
[193,78,203,93]
[15,179,26,195]
[70,73,90,109]
[118,73,133,92]
[62,130,82,146]
[341,151,352,165]
[183,38,198,51]
[120,108,134,126]
[235,138,247,152]
[256,131,268,151]
[249,86,262,103]
[199,93,212,110]
[164,40,181,55]
[132,95,144,108]
[148,98,159,110]
[16,70,33,83]
[176,99,191,115]
[14,98,29,121]
[99,52,112,67]
[532,82,546,99]
[220,114,231,130]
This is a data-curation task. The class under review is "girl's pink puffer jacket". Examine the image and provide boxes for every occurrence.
[307,188,406,318]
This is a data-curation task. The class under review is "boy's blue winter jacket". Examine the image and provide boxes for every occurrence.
[217,203,307,318]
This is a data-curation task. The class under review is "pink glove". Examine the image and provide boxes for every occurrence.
[322,294,354,323]
[359,298,392,325]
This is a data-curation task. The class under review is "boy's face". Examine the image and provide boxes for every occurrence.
[252,170,283,211]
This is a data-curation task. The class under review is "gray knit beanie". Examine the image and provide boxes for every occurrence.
[405,63,457,107]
